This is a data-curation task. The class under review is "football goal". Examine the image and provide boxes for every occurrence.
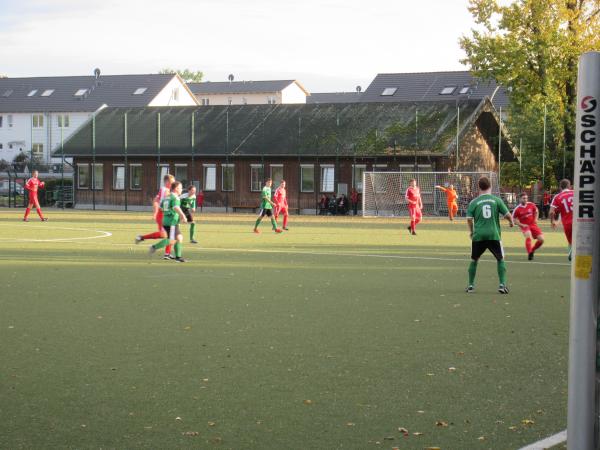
[361,171,500,217]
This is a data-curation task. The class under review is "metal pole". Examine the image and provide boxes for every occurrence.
[61,125,64,209]
[519,138,523,191]
[414,106,418,170]
[157,112,161,188]
[542,104,547,189]
[567,50,600,450]
[191,112,195,185]
[456,100,460,170]
[498,106,502,188]
[563,144,567,180]
[225,108,229,213]
[92,115,96,210]
[124,112,128,211]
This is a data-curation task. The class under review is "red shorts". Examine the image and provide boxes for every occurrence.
[521,224,543,239]
[156,210,164,230]
[563,221,572,245]
[275,205,288,216]
[408,206,422,220]
[28,194,39,206]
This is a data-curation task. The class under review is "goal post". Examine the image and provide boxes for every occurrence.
[361,171,500,217]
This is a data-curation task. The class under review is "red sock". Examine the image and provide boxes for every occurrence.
[24,207,31,219]
[36,207,44,219]
[283,215,288,228]
[533,240,543,251]
[525,237,533,253]
[141,231,162,240]
[165,244,172,255]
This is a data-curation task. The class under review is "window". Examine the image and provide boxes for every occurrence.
[133,87,147,95]
[172,88,179,101]
[320,165,334,192]
[267,96,276,104]
[352,164,366,193]
[373,164,388,171]
[32,143,43,159]
[459,86,470,95]
[381,87,397,96]
[113,165,125,190]
[130,165,142,190]
[270,164,283,187]
[41,89,54,97]
[0,116,2,127]
[2,89,13,97]
[57,115,70,128]
[175,164,188,186]
[440,86,456,95]
[158,164,170,187]
[7,115,13,127]
[92,163,103,190]
[300,165,314,192]
[27,89,38,97]
[227,97,232,105]
[0,143,3,149]
[201,98,210,106]
[222,164,234,191]
[77,164,90,189]
[399,165,415,172]
[242,97,247,105]
[250,164,264,192]
[74,89,88,97]
[203,164,216,191]
[32,114,44,128]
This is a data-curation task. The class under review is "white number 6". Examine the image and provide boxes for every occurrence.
[483,204,492,218]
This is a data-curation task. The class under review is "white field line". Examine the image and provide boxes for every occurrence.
[0,224,112,242]
[106,242,570,267]
[518,429,566,450]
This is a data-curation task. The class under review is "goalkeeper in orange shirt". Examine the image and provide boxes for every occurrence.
[435,184,459,221]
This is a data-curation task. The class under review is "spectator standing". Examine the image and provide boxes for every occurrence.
[351,188,359,216]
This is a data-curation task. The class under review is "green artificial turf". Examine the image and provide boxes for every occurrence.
[0,210,570,449]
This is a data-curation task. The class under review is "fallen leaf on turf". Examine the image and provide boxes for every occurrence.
[536,409,545,415]
[184,326,191,330]
[183,431,199,436]
[417,410,425,414]
[456,351,465,356]
[383,436,395,440]
[448,367,457,372]
[202,378,209,382]
[495,420,503,424]
[521,419,535,426]
[398,427,409,436]
[175,416,182,421]
[208,421,216,427]
[346,422,355,427]
[96,316,103,319]
[427,373,435,376]
[508,426,517,431]
[436,420,449,427]
[478,436,486,441]
[80,424,87,428]
[303,399,313,405]
[413,432,424,436]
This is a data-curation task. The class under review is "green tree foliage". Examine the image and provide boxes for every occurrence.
[159,68,204,83]
[460,0,600,188]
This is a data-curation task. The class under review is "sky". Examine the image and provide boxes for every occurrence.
[0,0,490,93]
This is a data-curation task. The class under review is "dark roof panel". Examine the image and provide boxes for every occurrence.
[306,92,363,104]
[188,80,297,95]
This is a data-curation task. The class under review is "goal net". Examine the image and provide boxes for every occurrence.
[361,171,500,217]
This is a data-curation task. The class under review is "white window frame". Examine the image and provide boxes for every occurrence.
[32,114,44,128]
[352,164,366,193]
[381,87,397,96]
[77,164,90,189]
[267,96,276,104]
[373,164,388,172]
[130,164,142,190]
[300,164,315,193]
[440,86,456,95]
[31,143,44,159]
[270,164,284,187]
[250,164,264,192]
[459,86,470,94]
[74,89,88,97]
[112,164,125,190]
[92,163,104,190]
[221,164,235,192]
[201,98,209,106]
[203,164,216,191]
[320,165,335,193]
[172,87,180,101]
[133,87,147,95]
[7,115,13,127]
[27,89,38,97]
[57,114,70,128]
[41,89,54,97]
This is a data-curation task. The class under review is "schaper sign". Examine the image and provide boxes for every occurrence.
[579,94,598,220]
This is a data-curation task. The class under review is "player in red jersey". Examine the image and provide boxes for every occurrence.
[550,178,574,261]
[135,174,174,259]
[273,180,289,231]
[23,170,47,221]
[512,192,544,260]
[405,179,423,235]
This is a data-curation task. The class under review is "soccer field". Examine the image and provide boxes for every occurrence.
[0,209,570,449]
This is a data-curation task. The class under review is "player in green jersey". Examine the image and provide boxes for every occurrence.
[465,176,514,294]
[253,178,282,234]
[149,181,188,262]
[180,185,198,244]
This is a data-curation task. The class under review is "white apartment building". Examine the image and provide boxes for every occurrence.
[0,72,198,164]
[187,80,309,106]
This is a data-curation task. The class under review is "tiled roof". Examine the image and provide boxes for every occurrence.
[306,92,363,104]
[0,74,178,113]
[188,80,301,95]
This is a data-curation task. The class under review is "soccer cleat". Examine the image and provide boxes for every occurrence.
[175,257,186,263]
[41,218,48,221]
[528,252,534,261]
[149,245,157,255]
[498,284,509,294]
[163,254,175,260]
[407,226,412,234]
[190,239,198,244]
[135,235,143,244]
[274,228,283,233]
[465,285,475,293]
[23,218,28,222]
[283,227,289,231]
[253,229,260,234]
[411,231,417,236]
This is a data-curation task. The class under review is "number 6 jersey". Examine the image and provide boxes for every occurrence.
[466,194,509,241]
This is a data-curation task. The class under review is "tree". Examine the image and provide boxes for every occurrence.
[159,68,204,83]
[460,0,600,187]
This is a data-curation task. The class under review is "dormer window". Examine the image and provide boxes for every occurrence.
[2,89,13,97]
[74,89,88,97]
[27,89,38,97]
[41,89,55,97]
[381,87,397,96]
[440,86,456,95]
[459,86,470,94]
[133,87,147,95]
